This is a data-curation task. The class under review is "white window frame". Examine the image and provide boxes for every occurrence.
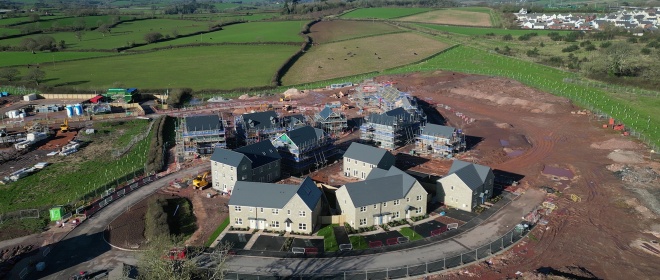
[272,209,279,215]
[299,210,306,217]
[406,197,410,202]
[360,206,367,212]
[287,209,291,215]
[373,204,377,209]
[235,218,243,225]
[416,195,422,201]
[234,206,241,212]
[271,221,280,228]
[382,202,387,207]
[394,200,400,206]
[260,208,264,213]
[298,223,307,230]
[359,218,367,226]
[415,207,423,214]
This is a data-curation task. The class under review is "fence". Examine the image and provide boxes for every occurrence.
[0,209,40,224]
[225,225,531,280]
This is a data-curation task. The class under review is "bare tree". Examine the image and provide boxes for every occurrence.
[144,32,163,43]
[24,68,45,85]
[75,30,84,41]
[0,68,19,82]
[97,24,110,37]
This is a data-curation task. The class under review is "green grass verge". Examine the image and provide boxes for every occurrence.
[205,217,230,247]
[133,21,306,50]
[399,227,423,241]
[318,224,339,252]
[0,120,151,213]
[341,7,433,19]
[417,23,562,36]
[37,44,298,90]
[349,235,369,250]
[0,51,118,67]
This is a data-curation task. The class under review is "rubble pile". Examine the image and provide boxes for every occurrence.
[615,165,659,184]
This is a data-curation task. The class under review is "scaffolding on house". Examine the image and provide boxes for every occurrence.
[415,130,466,158]
[234,113,287,146]
[273,135,338,174]
[359,113,422,150]
[180,113,230,158]
[314,108,348,138]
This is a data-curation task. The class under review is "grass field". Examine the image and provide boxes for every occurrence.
[309,20,402,43]
[0,120,151,213]
[0,19,212,50]
[0,51,117,67]
[341,7,433,19]
[282,32,448,85]
[132,21,306,50]
[12,15,131,30]
[397,8,492,26]
[0,15,67,27]
[399,227,423,241]
[0,27,20,36]
[39,45,297,90]
[349,235,369,250]
[318,224,339,252]
[417,23,561,36]
[205,217,230,247]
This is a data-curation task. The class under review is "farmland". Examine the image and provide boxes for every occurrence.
[282,32,448,85]
[341,7,433,19]
[39,44,298,90]
[0,27,20,36]
[0,120,152,213]
[11,15,131,30]
[309,21,402,43]
[397,8,493,26]
[0,19,213,50]
[132,21,306,50]
[416,23,560,36]
[0,51,118,67]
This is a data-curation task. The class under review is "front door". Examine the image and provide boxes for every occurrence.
[258,220,265,230]
[285,222,292,232]
[406,210,410,219]
[374,216,380,226]
[249,219,256,229]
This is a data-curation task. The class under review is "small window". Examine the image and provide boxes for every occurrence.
[373,204,377,209]
[242,175,247,180]
[299,210,306,217]
[298,223,307,230]
[235,218,243,225]
[260,208,264,213]
[382,202,387,207]
[272,209,279,215]
[287,209,291,215]
[451,186,454,190]
[359,218,367,226]
[416,195,422,201]
[406,197,410,202]
[234,206,241,212]
[347,158,350,163]
[360,206,367,212]
[415,207,423,214]
[271,221,280,228]
[363,162,365,166]
[242,165,247,170]
[394,200,400,206]
[393,211,400,218]
[230,167,233,171]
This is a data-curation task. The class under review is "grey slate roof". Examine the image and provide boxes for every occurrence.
[366,168,388,180]
[283,114,305,128]
[344,142,392,165]
[421,124,456,138]
[242,111,279,130]
[285,126,325,148]
[235,140,281,168]
[342,167,417,207]
[185,115,221,132]
[210,148,245,167]
[318,107,333,120]
[229,177,321,209]
[365,166,416,195]
[367,107,413,126]
[447,160,491,191]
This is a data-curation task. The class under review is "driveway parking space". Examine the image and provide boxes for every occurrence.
[250,236,287,251]
[291,238,325,254]
[443,208,478,222]
[221,233,252,250]
[412,220,447,237]
[364,231,404,247]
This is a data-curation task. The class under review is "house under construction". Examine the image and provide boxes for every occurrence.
[271,125,338,175]
[180,114,227,157]
[352,80,423,115]
[235,111,286,145]
[314,106,347,137]
[360,107,423,150]
[415,123,466,158]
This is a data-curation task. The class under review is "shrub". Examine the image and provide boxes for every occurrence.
[502,34,513,41]
[526,47,540,57]
[585,44,597,51]
[562,45,580,52]
[144,32,163,44]
[600,41,612,48]
[145,198,170,240]
[518,32,538,41]
[627,37,638,43]
[641,48,651,55]
[579,40,592,47]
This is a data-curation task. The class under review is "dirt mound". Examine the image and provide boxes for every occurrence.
[449,88,562,114]
[608,150,645,163]
[283,88,307,99]
[535,266,600,279]
[591,138,642,150]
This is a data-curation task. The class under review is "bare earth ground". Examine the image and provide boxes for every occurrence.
[370,72,660,279]
[397,10,492,27]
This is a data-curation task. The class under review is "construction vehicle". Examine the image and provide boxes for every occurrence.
[192,172,210,190]
[60,119,69,133]
[570,194,582,202]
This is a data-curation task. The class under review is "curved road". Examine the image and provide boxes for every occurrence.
[28,163,543,279]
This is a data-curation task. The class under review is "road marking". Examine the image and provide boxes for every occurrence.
[238,234,246,243]
[450,238,471,250]
[304,239,312,247]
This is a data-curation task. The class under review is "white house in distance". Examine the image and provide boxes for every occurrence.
[436,160,494,212]
[342,142,395,180]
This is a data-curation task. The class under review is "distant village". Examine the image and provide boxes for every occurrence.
[515,7,660,32]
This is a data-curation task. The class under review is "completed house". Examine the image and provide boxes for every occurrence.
[336,167,428,228]
[210,140,281,194]
[436,160,494,212]
[416,124,465,157]
[182,114,227,157]
[343,142,395,179]
[271,126,338,174]
[228,177,323,234]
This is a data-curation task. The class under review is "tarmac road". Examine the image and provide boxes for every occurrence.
[25,165,208,280]
[23,161,543,279]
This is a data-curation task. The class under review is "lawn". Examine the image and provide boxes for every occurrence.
[397,8,493,26]
[399,227,423,241]
[0,18,213,50]
[0,119,152,213]
[39,45,298,90]
[132,21,306,50]
[341,7,433,19]
[282,32,448,85]
[349,235,369,250]
[0,51,117,67]
[317,224,339,252]
[205,217,230,247]
[309,20,402,43]
[416,23,562,36]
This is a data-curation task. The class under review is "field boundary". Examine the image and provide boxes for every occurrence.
[321,29,408,44]
[271,19,320,87]
[340,7,438,20]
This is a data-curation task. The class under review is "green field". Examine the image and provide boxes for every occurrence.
[0,15,66,27]
[0,27,20,36]
[39,44,297,90]
[12,15,131,30]
[341,7,433,19]
[310,21,402,43]
[0,19,214,50]
[282,32,448,85]
[133,21,306,50]
[0,120,151,213]
[417,24,561,36]
[0,51,117,67]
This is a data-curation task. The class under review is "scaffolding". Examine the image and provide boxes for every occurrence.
[359,108,423,150]
[314,107,348,138]
[272,134,338,175]
[179,113,229,159]
[234,111,287,146]
[415,129,466,158]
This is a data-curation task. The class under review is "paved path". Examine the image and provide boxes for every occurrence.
[21,164,542,279]
[22,165,208,280]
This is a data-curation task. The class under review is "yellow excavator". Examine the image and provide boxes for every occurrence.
[60,119,69,133]
[192,172,210,190]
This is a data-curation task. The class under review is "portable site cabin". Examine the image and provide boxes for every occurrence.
[49,207,63,221]
[103,88,138,103]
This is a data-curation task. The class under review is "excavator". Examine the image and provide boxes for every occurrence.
[60,119,69,133]
[192,172,210,190]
